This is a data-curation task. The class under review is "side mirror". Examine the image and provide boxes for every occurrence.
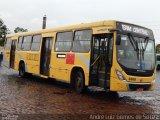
[116,35,121,45]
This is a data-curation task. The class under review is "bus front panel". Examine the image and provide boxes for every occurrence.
[110,22,156,92]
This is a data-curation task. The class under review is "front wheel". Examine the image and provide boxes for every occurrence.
[74,71,86,93]
[19,63,26,77]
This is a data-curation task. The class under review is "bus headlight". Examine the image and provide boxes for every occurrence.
[152,75,156,83]
[152,79,155,83]
[116,70,125,81]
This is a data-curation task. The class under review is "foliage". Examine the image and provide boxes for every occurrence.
[0,18,8,46]
[14,27,28,33]
[156,44,160,53]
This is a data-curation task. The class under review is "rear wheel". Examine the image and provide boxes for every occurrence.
[74,71,86,93]
[19,63,26,77]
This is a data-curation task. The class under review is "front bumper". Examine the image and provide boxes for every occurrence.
[126,82,152,91]
[110,77,155,91]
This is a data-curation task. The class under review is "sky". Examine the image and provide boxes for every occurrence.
[0,0,160,43]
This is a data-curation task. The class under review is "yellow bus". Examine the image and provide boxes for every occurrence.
[3,20,156,93]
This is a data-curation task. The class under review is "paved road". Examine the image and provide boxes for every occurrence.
[0,66,160,119]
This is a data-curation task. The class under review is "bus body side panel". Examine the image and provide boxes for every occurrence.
[16,51,41,74]
[3,50,10,68]
[16,51,29,73]
[49,32,63,80]
[50,52,70,82]
[26,51,41,74]
[49,31,90,86]
[50,52,90,86]
[15,34,43,75]
[71,53,90,86]
[14,51,21,71]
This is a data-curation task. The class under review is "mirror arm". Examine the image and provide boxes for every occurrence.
[108,28,121,32]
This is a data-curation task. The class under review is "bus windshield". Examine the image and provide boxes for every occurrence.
[117,34,155,71]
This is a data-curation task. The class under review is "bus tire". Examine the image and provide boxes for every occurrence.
[74,71,86,93]
[19,63,26,77]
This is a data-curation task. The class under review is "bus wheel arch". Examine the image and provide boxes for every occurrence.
[70,67,87,93]
[19,60,26,77]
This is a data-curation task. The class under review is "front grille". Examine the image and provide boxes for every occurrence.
[119,63,154,77]
[125,70,153,77]
[129,84,151,91]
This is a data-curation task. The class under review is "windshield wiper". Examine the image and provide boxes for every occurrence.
[141,37,149,60]
[127,33,140,60]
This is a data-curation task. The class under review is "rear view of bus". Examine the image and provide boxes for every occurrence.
[110,22,155,91]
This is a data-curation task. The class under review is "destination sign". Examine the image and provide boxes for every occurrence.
[116,22,154,38]
[121,24,148,36]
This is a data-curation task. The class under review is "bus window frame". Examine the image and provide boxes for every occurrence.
[21,35,32,51]
[72,29,92,53]
[17,36,24,51]
[5,38,12,50]
[30,34,42,51]
[54,31,73,52]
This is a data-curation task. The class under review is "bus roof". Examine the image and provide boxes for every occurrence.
[6,20,153,37]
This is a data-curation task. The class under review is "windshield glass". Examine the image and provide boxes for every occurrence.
[117,34,155,71]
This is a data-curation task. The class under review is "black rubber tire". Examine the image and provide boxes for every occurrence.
[19,63,26,77]
[74,71,86,93]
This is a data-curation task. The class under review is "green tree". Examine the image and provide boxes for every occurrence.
[14,27,28,33]
[0,18,8,46]
[156,44,160,53]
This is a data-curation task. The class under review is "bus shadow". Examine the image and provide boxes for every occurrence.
[17,74,121,101]
[13,73,117,97]
[14,73,153,107]
[19,74,71,89]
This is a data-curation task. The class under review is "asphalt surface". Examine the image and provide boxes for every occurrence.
[0,66,160,120]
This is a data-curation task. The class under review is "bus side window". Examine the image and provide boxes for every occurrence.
[21,36,32,51]
[17,36,23,50]
[108,35,113,65]
[72,29,92,52]
[31,35,41,51]
[55,31,73,52]
[5,38,11,50]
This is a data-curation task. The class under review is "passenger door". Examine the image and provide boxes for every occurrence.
[40,37,53,76]
[10,40,17,68]
[90,34,113,89]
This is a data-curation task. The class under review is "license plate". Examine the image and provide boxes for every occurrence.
[137,88,144,91]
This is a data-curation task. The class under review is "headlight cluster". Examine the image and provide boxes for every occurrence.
[115,69,125,81]
[152,73,156,83]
